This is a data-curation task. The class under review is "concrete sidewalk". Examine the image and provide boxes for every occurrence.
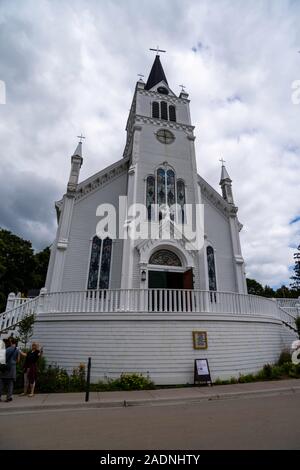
[0,378,299,414]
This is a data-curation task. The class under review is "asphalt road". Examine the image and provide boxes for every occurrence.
[1,392,299,450]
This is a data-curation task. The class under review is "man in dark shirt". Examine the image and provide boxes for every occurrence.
[0,337,21,402]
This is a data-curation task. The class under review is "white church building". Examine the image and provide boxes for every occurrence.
[1,54,298,384]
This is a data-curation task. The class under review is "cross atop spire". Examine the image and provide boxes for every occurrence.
[77,134,85,143]
[145,53,168,91]
[149,46,166,55]
[219,157,226,165]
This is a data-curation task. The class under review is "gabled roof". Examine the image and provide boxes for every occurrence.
[145,55,168,90]
[198,174,238,218]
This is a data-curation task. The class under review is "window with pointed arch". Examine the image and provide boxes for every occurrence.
[87,236,112,290]
[207,246,217,291]
[146,167,186,222]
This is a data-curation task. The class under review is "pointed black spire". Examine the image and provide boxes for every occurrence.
[145,55,168,90]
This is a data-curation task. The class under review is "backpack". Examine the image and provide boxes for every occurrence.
[0,347,16,374]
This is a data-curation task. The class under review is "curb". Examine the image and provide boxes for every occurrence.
[1,385,300,414]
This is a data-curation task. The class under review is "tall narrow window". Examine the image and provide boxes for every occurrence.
[99,238,112,289]
[169,105,176,122]
[157,168,166,206]
[177,180,185,224]
[152,101,159,118]
[161,101,168,120]
[207,246,217,291]
[87,237,102,289]
[167,169,175,207]
[146,175,155,220]
[87,236,112,290]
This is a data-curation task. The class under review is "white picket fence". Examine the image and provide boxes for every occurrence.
[0,289,298,333]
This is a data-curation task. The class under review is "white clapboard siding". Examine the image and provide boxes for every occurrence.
[32,313,297,385]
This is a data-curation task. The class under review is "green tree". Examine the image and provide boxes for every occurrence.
[263,285,275,298]
[275,284,297,298]
[290,245,300,292]
[246,278,265,296]
[0,228,50,313]
[16,313,35,348]
[33,247,50,289]
[0,229,35,312]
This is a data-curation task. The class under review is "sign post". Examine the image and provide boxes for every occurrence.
[194,358,212,386]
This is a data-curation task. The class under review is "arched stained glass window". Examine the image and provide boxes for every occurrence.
[147,167,186,222]
[161,101,168,120]
[207,246,217,291]
[87,236,112,290]
[149,249,182,266]
[169,105,176,122]
[152,101,159,118]
[87,237,102,289]
[167,169,175,207]
[146,175,155,220]
[99,238,112,289]
[177,179,185,224]
[157,168,166,206]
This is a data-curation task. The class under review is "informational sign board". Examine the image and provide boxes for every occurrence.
[194,358,212,386]
[193,331,208,349]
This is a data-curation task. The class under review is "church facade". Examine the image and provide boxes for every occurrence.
[1,54,297,385]
[45,54,247,297]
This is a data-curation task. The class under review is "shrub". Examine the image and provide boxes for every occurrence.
[90,373,155,392]
[38,365,70,393]
[230,377,238,384]
[277,350,292,366]
[117,374,154,390]
[261,364,272,379]
[238,374,255,383]
[70,363,86,391]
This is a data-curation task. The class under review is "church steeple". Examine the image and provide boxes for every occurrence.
[145,55,168,90]
[219,160,234,204]
[67,141,83,193]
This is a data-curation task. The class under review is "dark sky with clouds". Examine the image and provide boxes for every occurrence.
[0,0,299,287]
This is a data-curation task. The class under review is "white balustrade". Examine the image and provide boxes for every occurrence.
[1,289,297,333]
[276,298,300,319]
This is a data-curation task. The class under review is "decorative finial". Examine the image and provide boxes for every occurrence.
[179,84,186,92]
[219,157,226,165]
[137,74,144,80]
[77,134,85,143]
[149,46,166,55]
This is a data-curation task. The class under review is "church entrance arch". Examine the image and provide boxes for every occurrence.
[147,248,193,290]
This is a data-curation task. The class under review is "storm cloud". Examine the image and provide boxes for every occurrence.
[0,0,299,286]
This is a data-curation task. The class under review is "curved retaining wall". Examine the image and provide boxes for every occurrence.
[32,312,298,384]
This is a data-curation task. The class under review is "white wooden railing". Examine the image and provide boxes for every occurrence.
[276,298,300,319]
[0,289,297,333]
[0,296,40,333]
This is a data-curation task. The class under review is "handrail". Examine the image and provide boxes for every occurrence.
[0,289,297,333]
[0,296,40,333]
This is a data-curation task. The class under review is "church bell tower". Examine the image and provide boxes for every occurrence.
[121,52,202,289]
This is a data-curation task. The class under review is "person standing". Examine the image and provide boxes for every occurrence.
[21,342,43,397]
[0,337,21,402]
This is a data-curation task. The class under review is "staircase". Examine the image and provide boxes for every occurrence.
[0,292,42,338]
